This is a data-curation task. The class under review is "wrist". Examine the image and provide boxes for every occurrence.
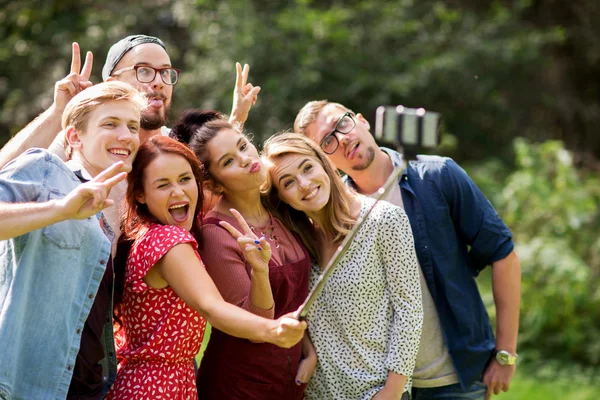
[50,199,68,220]
[494,349,519,366]
[251,266,269,277]
[383,372,406,395]
[262,319,279,344]
[49,102,65,116]
[229,111,247,126]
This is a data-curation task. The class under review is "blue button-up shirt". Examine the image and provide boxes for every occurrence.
[345,148,514,389]
[0,149,117,400]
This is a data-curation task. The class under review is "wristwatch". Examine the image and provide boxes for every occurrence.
[494,350,518,366]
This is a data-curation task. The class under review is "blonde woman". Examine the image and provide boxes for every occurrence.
[262,132,423,400]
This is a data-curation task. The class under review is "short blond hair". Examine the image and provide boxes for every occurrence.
[62,81,146,158]
[261,132,355,264]
[293,100,351,135]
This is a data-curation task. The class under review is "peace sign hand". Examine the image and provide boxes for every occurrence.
[57,161,127,221]
[230,63,261,127]
[219,208,271,274]
[54,42,94,112]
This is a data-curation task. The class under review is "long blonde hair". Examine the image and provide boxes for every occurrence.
[262,132,356,262]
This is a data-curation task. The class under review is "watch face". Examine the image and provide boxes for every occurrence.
[497,352,509,364]
[496,350,517,365]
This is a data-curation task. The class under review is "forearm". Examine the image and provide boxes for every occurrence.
[247,269,275,316]
[301,332,316,359]
[202,297,275,342]
[228,112,246,131]
[492,250,521,353]
[0,200,64,240]
[383,371,407,396]
[0,105,63,169]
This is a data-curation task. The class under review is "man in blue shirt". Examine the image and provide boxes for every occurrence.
[294,100,521,400]
[0,81,144,399]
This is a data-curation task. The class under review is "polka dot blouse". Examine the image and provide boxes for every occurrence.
[305,196,423,400]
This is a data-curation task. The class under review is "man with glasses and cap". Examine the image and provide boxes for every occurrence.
[0,34,259,167]
[0,35,259,230]
[294,100,521,400]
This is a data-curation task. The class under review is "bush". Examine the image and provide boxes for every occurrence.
[471,138,600,368]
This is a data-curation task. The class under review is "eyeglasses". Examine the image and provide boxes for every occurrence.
[319,112,356,155]
[111,65,180,85]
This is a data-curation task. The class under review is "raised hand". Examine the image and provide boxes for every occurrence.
[219,208,271,274]
[229,63,261,127]
[54,42,94,112]
[57,161,127,220]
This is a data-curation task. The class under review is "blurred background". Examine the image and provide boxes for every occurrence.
[1,1,599,398]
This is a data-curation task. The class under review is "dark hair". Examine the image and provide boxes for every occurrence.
[169,109,240,181]
[113,135,205,330]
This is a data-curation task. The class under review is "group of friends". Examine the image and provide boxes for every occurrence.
[0,34,521,400]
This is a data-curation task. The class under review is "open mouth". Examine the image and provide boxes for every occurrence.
[168,202,189,222]
[346,142,359,159]
[148,98,164,109]
[108,148,130,157]
[303,187,319,201]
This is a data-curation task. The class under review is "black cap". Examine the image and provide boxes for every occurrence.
[102,34,167,81]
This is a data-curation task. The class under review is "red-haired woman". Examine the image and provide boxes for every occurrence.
[104,136,306,400]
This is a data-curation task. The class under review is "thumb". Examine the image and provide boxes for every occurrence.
[248,86,261,99]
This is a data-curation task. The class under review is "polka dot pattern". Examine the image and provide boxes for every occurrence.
[105,224,207,400]
[305,196,423,400]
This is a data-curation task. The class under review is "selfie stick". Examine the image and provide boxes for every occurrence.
[297,104,442,321]
[297,165,403,321]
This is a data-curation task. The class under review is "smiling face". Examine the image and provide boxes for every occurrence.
[205,129,267,195]
[269,153,331,217]
[68,99,140,177]
[304,103,376,172]
[109,43,173,132]
[137,152,199,232]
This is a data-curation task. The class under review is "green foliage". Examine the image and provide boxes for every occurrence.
[472,138,600,368]
[0,0,580,164]
[3,0,600,371]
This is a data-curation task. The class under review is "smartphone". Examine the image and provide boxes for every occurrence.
[374,105,442,148]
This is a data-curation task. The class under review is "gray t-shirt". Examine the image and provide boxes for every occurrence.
[371,177,459,388]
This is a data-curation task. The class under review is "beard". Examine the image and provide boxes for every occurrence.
[141,101,171,130]
[351,146,375,171]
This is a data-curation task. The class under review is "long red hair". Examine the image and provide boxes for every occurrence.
[113,136,205,330]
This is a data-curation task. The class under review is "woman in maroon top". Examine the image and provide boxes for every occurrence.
[107,136,307,399]
[170,110,316,399]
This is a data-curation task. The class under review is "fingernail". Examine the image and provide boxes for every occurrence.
[258,247,262,251]
[296,380,301,385]
[254,240,260,244]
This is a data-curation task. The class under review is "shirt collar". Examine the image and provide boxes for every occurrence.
[343,147,408,190]
[65,159,93,183]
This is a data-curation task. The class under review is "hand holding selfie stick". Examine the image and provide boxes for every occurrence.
[297,104,442,321]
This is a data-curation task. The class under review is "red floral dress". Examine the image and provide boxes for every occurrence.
[105,224,207,400]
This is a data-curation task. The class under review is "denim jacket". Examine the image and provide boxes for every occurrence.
[344,148,514,389]
[0,149,117,400]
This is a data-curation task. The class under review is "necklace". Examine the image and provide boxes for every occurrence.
[249,213,280,249]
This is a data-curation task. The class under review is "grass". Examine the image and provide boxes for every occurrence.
[195,323,211,365]
[498,369,600,400]
[194,326,600,399]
